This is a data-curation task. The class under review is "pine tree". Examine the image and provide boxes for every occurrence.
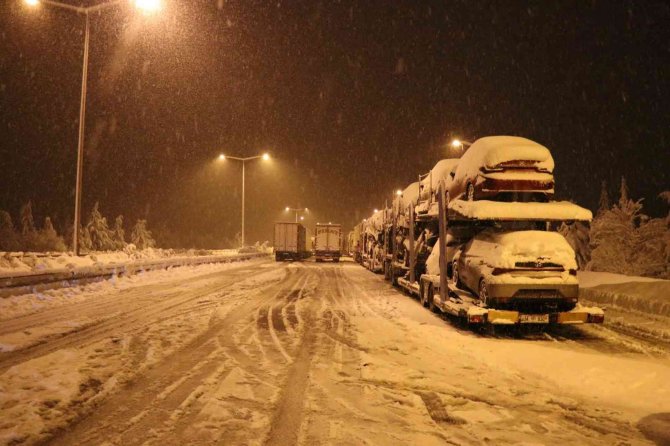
[131,219,156,250]
[559,221,591,269]
[589,180,668,277]
[597,180,610,215]
[86,202,115,251]
[79,225,93,252]
[112,215,126,249]
[36,217,66,252]
[0,210,20,252]
[19,201,38,251]
[20,201,35,236]
[619,176,629,205]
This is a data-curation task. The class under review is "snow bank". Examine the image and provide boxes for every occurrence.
[0,248,241,278]
[578,271,665,288]
[467,229,577,270]
[579,276,670,318]
[452,136,554,188]
[449,200,593,222]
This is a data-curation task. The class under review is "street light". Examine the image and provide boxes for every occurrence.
[285,206,308,223]
[395,189,402,196]
[451,138,473,150]
[24,0,161,255]
[217,153,270,247]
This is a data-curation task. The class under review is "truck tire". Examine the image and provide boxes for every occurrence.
[420,282,430,308]
[428,284,438,312]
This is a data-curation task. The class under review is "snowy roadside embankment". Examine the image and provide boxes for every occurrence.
[0,247,270,290]
[579,271,669,317]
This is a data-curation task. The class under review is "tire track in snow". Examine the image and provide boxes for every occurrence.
[45,266,301,446]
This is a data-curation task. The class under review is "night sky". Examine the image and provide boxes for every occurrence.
[1,0,668,247]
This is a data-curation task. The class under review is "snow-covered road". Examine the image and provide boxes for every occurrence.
[1,258,668,445]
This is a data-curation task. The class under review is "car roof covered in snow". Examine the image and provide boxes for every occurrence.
[421,159,460,191]
[397,181,420,209]
[453,136,554,183]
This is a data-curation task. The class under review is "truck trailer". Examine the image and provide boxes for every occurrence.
[314,223,342,262]
[274,222,308,261]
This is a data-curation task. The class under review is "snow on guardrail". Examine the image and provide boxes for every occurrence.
[0,250,270,291]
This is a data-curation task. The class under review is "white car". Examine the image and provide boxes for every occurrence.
[452,229,579,313]
[449,136,555,202]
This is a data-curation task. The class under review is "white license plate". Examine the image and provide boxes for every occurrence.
[519,314,549,324]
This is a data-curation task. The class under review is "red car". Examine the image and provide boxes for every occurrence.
[448,136,555,202]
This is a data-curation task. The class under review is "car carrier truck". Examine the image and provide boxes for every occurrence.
[397,179,605,327]
[274,222,308,261]
[314,223,342,262]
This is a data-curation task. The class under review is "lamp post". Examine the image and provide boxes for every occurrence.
[23,0,161,255]
[218,153,270,246]
[284,206,308,223]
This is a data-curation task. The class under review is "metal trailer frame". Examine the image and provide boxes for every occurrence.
[396,180,605,327]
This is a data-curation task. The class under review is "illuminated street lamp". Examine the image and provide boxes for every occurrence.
[395,189,402,196]
[451,138,473,150]
[24,0,161,255]
[217,153,270,246]
[285,206,308,223]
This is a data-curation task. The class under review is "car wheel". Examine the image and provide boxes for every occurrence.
[479,279,489,306]
[467,183,475,201]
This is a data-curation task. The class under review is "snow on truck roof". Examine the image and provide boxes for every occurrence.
[453,136,554,182]
[449,200,592,222]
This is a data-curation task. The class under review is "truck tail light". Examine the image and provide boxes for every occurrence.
[468,314,484,324]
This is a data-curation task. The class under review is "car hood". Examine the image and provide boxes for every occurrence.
[468,230,577,270]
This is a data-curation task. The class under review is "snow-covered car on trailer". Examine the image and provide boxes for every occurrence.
[449,136,555,202]
[416,158,459,216]
[451,229,579,313]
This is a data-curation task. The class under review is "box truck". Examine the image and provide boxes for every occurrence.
[314,223,342,262]
[274,222,308,261]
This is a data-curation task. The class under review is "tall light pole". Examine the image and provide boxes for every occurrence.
[218,153,270,246]
[23,0,161,255]
[285,207,308,223]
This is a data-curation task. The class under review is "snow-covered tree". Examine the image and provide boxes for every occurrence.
[559,221,590,269]
[131,219,156,250]
[0,210,20,252]
[112,215,126,249]
[619,176,629,204]
[79,225,93,252]
[35,217,66,252]
[20,201,35,236]
[86,202,115,251]
[597,180,610,215]
[589,178,669,277]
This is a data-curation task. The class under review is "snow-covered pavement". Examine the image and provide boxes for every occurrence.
[1,259,668,445]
